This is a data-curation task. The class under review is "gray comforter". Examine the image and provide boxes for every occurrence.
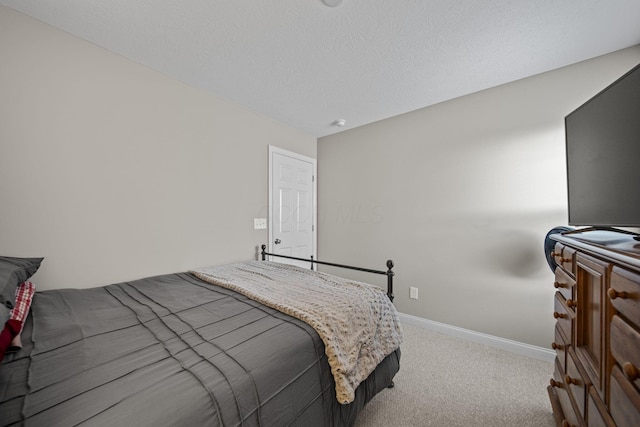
[0,272,400,426]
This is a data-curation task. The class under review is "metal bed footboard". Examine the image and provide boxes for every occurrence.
[260,244,395,302]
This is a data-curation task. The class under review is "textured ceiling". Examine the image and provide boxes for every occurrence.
[2,0,640,137]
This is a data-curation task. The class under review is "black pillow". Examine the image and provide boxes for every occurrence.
[0,256,43,310]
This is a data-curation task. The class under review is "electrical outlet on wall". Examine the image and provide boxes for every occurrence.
[409,287,418,300]
[254,218,267,229]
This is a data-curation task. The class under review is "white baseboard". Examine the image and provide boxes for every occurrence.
[398,312,556,363]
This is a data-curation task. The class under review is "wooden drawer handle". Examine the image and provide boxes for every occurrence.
[565,374,579,385]
[553,311,566,319]
[566,299,577,308]
[550,378,564,388]
[607,288,628,300]
[623,362,639,381]
[551,342,564,350]
[554,282,567,289]
[551,252,571,263]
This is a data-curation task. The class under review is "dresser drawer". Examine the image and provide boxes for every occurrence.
[610,315,640,389]
[550,357,581,427]
[554,292,574,341]
[553,324,568,372]
[610,366,640,427]
[555,267,576,301]
[566,347,588,419]
[553,242,576,276]
[609,267,640,326]
[562,246,577,276]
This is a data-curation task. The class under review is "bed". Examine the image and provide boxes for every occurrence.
[0,249,402,426]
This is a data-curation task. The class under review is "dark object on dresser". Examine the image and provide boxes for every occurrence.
[547,229,640,426]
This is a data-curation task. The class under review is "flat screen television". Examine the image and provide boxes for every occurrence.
[565,62,640,229]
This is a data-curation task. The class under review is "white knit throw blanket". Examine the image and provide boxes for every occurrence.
[191,261,403,404]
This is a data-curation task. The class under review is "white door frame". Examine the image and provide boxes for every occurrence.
[268,145,317,260]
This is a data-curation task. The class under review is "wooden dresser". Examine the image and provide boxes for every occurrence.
[548,230,640,426]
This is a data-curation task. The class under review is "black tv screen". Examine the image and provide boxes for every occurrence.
[565,63,640,227]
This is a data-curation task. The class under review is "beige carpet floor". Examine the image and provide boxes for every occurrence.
[354,323,555,427]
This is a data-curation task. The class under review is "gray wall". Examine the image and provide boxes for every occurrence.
[0,7,316,290]
[3,5,639,349]
[317,46,640,348]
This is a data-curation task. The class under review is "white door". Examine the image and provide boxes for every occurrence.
[268,146,317,268]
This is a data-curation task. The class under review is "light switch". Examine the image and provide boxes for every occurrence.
[254,218,267,229]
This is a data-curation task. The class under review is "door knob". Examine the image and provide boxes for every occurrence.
[275,239,281,245]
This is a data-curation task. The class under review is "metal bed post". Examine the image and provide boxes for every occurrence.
[386,260,394,303]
